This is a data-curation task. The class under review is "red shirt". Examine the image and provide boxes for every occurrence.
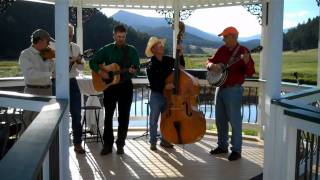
[208,44,255,87]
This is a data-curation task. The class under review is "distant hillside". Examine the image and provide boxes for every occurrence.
[112,10,264,51]
[112,10,221,42]
[0,1,149,59]
[283,16,319,51]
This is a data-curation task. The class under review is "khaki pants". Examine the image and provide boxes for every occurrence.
[22,86,52,131]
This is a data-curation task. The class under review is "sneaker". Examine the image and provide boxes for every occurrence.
[74,144,85,154]
[100,147,112,156]
[150,144,157,151]
[116,146,124,155]
[228,151,242,161]
[160,141,174,148]
[209,147,228,155]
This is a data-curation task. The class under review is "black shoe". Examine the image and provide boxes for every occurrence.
[150,144,157,151]
[117,146,124,155]
[100,147,112,156]
[209,147,228,155]
[74,144,86,154]
[160,141,174,148]
[228,151,241,161]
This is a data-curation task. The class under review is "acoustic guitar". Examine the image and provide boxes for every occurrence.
[92,62,149,92]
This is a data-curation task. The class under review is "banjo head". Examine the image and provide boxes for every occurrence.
[206,70,228,87]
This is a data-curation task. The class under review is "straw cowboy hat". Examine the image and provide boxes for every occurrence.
[145,36,166,58]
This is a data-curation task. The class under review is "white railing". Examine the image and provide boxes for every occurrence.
[0,76,316,138]
[266,88,320,180]
[0,91,68,180]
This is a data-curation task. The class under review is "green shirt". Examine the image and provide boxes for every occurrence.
[89,43,140,81]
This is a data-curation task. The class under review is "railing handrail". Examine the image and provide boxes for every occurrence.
[272,88,320,125]
[0,91,68,180]
[0,75,315,89]
[284,108,320,125]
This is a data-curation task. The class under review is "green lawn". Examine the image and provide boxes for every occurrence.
[1,49,318,85]
[184,48,318,85]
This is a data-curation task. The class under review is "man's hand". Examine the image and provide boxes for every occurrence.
[98,70,110,80]
[243,52,250,64]
[207,63,222,72]
[177,44,184,56]
[71,56,83,64]
[165,83,174,90]
[128,66,137,74]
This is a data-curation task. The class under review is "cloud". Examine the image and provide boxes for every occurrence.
[285,10,309,19]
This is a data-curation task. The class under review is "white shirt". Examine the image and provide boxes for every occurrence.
[69,42,85,78]
[19,46,55,86]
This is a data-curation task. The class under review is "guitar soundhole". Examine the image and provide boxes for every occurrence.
[102,72,114,85]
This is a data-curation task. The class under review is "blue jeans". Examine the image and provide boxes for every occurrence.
[52,78,82,144]
[149,91,166,145]
[215,85,243,153]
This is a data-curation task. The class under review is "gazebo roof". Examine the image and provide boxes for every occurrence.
[28,0,262,9]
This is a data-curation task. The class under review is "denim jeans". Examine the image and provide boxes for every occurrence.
[52,78,82,144]
[215,85,243,153]
[149,91,166,145]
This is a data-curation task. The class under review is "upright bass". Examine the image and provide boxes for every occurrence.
[160,22,206,144]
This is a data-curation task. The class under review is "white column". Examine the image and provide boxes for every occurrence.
[76,6,83,53]
[42,151,49,180]
[263,0,284,180]
[317,6,320,87]
[257,1,269,140]
[260,2,268,80]
[55,0,70,179]
[172,2,180,58]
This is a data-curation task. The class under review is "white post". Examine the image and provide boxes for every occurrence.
[263,0,284,179]
[42,151,49,180]
[173,2,180,58]
[257,1,269,140]
[76,5,83,52]
[317,5,320,87]
[55,0,70,179]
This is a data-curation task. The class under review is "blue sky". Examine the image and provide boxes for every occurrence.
[102,0,319,38]
[284,0,318,27]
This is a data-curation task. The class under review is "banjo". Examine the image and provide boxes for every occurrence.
[206,45,262,87]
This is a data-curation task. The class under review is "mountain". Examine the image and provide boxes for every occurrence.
[239,34,261,42]
[111,10,267,51]
[0,1,149,59]
[112,10,222,46]
[241,39,260,50]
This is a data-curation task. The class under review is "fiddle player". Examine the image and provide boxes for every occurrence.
[145,36,185,151]
[207,27,255,161]
[19,29,55,131]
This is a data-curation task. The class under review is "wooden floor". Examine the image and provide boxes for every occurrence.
[69,132,264,180]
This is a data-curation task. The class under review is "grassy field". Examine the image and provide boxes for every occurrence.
[0,49,318,85]
[183,48,318,85]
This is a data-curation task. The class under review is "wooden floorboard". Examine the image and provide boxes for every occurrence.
[69,133,263,180]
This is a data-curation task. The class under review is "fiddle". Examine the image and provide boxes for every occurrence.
[40,47,55,60]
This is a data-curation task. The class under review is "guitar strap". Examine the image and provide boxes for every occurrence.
[227,45,241,67]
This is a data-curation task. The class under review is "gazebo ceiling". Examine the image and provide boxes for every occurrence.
[27,0,262,9]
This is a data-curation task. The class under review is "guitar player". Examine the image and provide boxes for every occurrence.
[206,27,255,161]
[89,25,140,156]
